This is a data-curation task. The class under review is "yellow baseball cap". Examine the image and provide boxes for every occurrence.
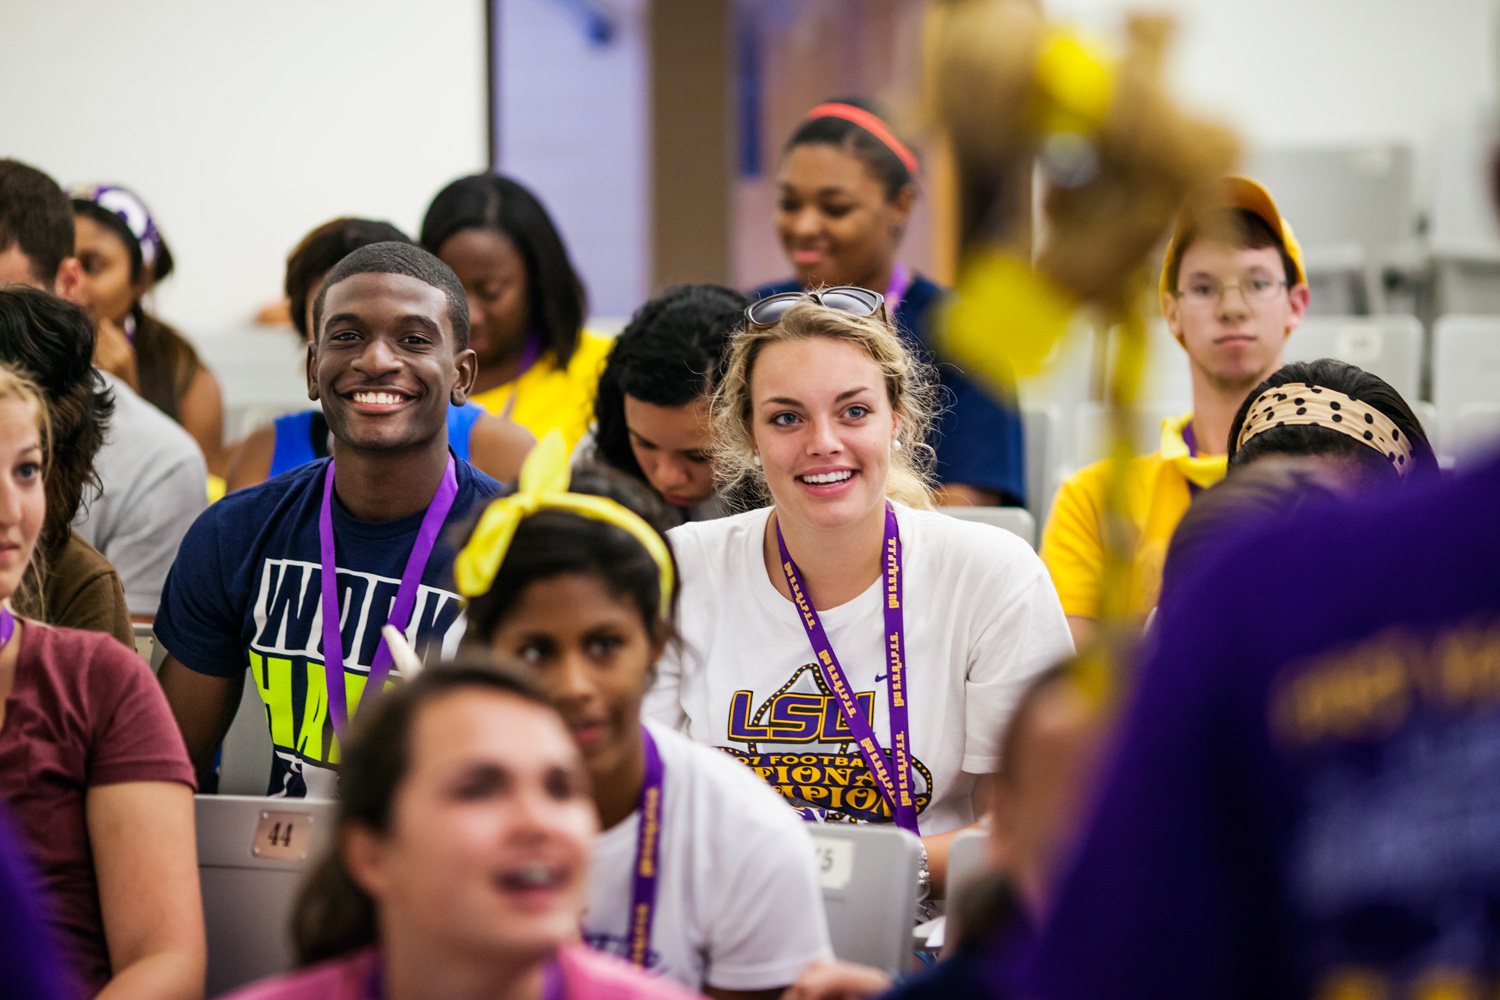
[1159,175,1306,301]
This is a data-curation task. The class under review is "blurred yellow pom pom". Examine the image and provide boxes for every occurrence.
[941,252,1079,381]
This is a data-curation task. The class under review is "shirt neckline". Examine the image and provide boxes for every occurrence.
[743,506,895,626]
[323,457,466,543]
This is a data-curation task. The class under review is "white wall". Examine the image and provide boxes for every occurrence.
[0,0,488,336]
[1048,0,1498,190]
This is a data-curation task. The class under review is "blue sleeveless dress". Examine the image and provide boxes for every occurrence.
[267,402,485,478]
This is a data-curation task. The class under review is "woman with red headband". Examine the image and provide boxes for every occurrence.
[754,98,1026,508]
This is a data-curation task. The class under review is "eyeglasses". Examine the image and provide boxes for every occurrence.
[745,286,886,328]
[1173,276,1288,309]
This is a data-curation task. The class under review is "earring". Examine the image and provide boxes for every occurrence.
[893,440,902,452]
[753,454,762,466]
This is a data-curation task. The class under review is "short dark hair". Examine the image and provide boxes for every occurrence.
[285,218,411,340]
[0,160,74,287]
[462,464,679,645]
[293,654,556,965]
[419,173,586,365]
[0,287,113,548]
[594,284,747,485]
[312,241,470,349]
[1165,207,1298,294]
[785,97,915,201]
[1226,358,1438,481]
[71,198,176,286]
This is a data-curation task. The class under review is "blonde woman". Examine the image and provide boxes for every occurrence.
[0,363,203,998]
[644,290,1073,895]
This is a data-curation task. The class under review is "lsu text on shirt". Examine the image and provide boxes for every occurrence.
[1032,453,1500,999]
[645,504,1074,835]
[1040,413,1227,621]
[155,457,502,799]
[471,330,612,453]
[585,721,832,991]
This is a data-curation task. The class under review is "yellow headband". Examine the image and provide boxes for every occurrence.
[1236,382,1415,477]
[453,430,676,615]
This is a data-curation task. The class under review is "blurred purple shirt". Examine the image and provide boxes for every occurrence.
[1030,452,1500,999]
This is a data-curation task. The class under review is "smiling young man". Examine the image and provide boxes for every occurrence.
[1040,177,1309,645]
[154,242,503,798]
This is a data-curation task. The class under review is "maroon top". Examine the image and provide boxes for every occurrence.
[0,621,195,995]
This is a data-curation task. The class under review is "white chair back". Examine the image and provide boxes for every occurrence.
[809,824,922,975]
[943,828,993,940]
[1284,316,1424,403]
[132,622,160,670]
[196,794,337,997]
[940,506,1037,549]
[1433,316,1500,462]
[1021,405,1062,528]
[218,675,277,796]
[1071,400,1190,470]
[192,329,311,443]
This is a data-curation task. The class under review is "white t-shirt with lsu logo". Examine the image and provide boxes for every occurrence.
[583,720,832,990]
[645,503,1074,835]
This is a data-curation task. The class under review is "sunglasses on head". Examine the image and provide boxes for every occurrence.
[745,286,886,329]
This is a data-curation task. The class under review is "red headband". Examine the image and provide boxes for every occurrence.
[806,103,919,179]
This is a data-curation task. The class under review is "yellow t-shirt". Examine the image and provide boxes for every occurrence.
[1040,413,1228,620]
[470,330,613,452]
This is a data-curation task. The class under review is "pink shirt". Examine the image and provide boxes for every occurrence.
[221,943,705,1000]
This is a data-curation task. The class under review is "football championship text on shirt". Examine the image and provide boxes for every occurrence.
[719,663,933,823]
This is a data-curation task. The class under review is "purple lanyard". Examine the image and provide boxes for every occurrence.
[364,955,565,1000]
[626,725,665,967]
[776,503,919,834]
[1182,420,1203,498]
[885,263,911,319]
[0,606,14,648]
[318,457,459,742]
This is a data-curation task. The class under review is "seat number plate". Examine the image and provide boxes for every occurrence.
[810,835,855,890]
[252,810,314,861]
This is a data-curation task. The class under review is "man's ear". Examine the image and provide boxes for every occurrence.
[1161,291,1187,349]
[54,257,84,304]
[305,340,320,402]
[450,346,479,407]
[1284,282,1311,335]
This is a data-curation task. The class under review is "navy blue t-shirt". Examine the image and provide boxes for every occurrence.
[155,456,502,798]
[1029,453,1500,999]
[752,273,1027,505]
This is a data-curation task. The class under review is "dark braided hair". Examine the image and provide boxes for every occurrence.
[0,286,113,550]
[593,284,746,486]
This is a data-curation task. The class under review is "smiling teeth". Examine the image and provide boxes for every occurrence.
[353,391,405,405]
[801,470,853,485]
[513,862,559,887]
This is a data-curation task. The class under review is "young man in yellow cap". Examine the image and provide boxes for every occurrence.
[1040,176,1309,646]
